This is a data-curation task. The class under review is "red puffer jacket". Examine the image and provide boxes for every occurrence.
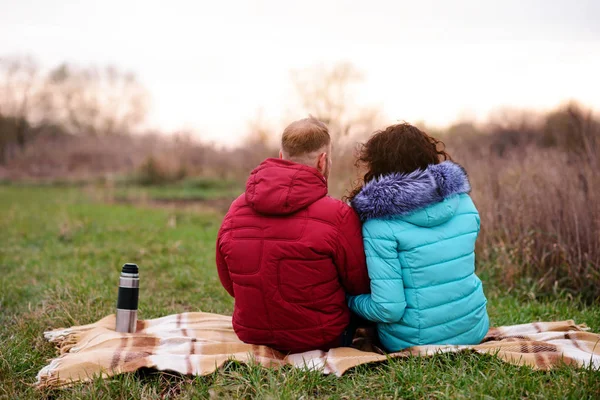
[216,158,370,353]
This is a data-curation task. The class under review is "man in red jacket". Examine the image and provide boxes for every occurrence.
[216,117,370,353]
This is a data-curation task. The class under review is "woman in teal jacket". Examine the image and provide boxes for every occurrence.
[347,123,489,352]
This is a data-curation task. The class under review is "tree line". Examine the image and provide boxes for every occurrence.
[0,55,148,164]
[1,55,386,166]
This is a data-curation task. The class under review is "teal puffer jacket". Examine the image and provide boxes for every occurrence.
[348,161,489,351]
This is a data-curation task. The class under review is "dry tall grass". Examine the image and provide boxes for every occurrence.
[450,105,599,301]
[465,146,599,301]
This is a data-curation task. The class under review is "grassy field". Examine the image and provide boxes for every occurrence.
[113,177,242,203]
[1,185,599,399]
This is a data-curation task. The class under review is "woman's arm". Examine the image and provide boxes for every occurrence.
[347,222,406,323]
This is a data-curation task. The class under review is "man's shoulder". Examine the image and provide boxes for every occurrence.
[323,195,353,210]
[226,193,248,212]
[308,195,355,223]
[233,192,247,204]
[220,193,248,223]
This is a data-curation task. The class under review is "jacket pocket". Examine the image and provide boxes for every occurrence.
[277,258,338,304]
[224,238,264,275]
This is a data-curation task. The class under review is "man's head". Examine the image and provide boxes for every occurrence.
[279,117,332,179]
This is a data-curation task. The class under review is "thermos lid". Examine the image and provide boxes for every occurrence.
[122,263,139,274]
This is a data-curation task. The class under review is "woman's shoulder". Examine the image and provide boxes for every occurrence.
[361,216,412,239]
[455,193,479,214]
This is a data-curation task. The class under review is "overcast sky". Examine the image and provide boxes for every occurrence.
[1,0,599,145]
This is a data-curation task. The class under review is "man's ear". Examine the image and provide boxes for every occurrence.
[317,152,327,174]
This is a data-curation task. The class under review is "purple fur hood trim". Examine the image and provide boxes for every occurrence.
[351,161,471,221]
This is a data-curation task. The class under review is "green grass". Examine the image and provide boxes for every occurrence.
[113,177,242,202]
[1,186,599,399]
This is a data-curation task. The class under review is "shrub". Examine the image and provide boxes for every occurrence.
[136,156,187,185]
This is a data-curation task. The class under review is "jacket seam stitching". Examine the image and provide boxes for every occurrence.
[378,212,479,235]
[283,169,303,211]
[410,282,483,313]
[433,313,487,343]
[405,251,473,271]
[417,302,487,333]
[220,213,309,242]
[402,230,479,252]
[276,260,339,304]
[403,272,472,290]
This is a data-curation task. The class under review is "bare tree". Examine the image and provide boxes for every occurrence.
[245,108,274,147]
[291,62,380,141]
[40,64,149,136]
[0,55,39,162]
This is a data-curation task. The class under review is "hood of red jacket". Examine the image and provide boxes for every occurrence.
[245,158,328,215]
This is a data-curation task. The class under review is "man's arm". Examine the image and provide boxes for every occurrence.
[347,222,406,323]
[216,230,234,297]
[334,206,371,295]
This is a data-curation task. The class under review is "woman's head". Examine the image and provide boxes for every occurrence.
[348,123,451,200]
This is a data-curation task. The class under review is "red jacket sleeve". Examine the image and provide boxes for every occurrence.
[216,228,234,297]
[334,206,371,295]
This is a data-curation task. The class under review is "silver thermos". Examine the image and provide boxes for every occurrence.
[115,263,139,333]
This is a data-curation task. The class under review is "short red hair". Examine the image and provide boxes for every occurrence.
[281,117,330,158]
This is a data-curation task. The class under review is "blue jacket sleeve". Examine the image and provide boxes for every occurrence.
[347,221,406,323]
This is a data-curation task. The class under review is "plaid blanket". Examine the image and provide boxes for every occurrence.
[36,312,600,388]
